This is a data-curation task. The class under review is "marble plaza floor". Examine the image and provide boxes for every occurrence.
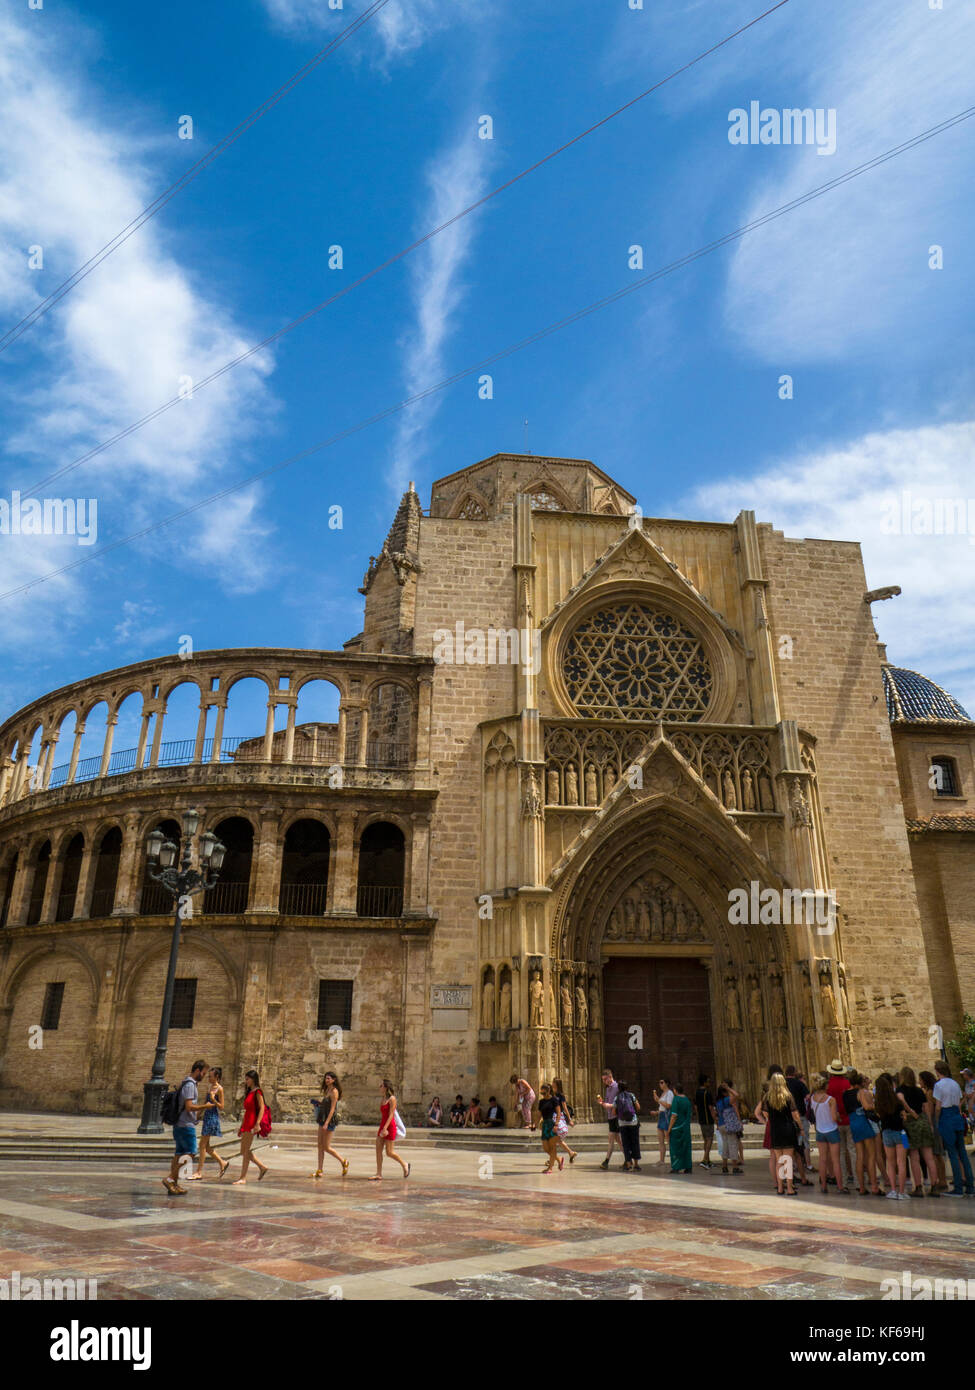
[1,1130,974,1301]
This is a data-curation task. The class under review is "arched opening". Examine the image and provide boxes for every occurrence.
[107,691,146,776]
[367,683,412,767]
[356,821,405,917]
[55,833,85,921]
[0,853,18,926]
[222,677,272,764]
[74,701,109,784]
[156,681,206,767]
[139,819,181,914]
[90,826,122,917]
[279,818,330,914]
[203,817,253,915]
[48,711,78,789]
[26,840,52,925]
[292,679,341,764]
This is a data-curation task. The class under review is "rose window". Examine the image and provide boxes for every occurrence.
[562,603,713,720]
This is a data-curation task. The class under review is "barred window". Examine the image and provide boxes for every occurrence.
[169,978,197,1030]
[562,602,713,721]
[41,982,64,1031]
[317,979,353,1031]
[930,757,959,796]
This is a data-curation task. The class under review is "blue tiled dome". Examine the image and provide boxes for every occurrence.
[882,665,973,725]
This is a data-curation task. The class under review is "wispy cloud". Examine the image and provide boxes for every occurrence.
[682,420,975,713]
[387,128,490,495]
[0,11,277,610]
[260,0,462,65]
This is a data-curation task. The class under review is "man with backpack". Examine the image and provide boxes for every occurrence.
[162,1059,214,1196]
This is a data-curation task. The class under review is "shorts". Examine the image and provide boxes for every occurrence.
[699,1124,715,1140]
[541,1120,556,1141]
[882,1129,905,1149]
[904,1114,935,1151]
[608,1118,619,1134]
[816,1129,840,1144]
[173,1125,198,1157]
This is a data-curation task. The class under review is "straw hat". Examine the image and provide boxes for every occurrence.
[826,1058,847,1075]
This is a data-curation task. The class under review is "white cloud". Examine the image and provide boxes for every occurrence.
[0,12,276,599]
[721,1,975,361]
[261,0,461,64]
[681,420,975,714]
[388,130,489,495]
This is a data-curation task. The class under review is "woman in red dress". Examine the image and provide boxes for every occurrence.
[370,1078,410,1181]
[232,1069,269,1185]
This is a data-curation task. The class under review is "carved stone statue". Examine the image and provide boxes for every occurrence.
[748,977,763,1032]
[548,980,557,1029]
[500,979,512,1029]
[584,764,598,806]
[800,964,815,1028]
[674,901,688,941]
[603,765,616,795]
[722,771,737,809]
[662,898,675,941]
[790,777,812,827]
[819,965,838,1028]
[522,768,542,818]
[759,773,775,812]
[741,768,756,811]
[725,976,742,1031]
[481,978,495,1029]
[561,981,573,1027]
[546,768,560,805]
[588,978,600,1028]
[650,892,663,941]
[528,971,544,1028]
[575,984,588,1030]
[768,966,787,1030]
[565,766,579,805]
[623,896,636,940]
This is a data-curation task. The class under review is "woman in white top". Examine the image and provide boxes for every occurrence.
[653,1078,674,1165]
[809,1072,846,1194]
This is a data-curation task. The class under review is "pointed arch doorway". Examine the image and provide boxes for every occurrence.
[602,953,715,1103]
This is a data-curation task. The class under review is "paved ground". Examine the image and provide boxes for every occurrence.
[2,1122,973,1300]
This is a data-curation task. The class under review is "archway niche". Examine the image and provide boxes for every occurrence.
[202,817,253,915]
[279,818,331,914]
[90,826,122,917]
[55,833,85,921]
[139,819,181,914]
[356,821,405,917]
[26,840,52,925]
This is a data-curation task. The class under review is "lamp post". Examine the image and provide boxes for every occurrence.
[137,807,226,1133]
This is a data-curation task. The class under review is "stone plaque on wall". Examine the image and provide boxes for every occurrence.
[431,1009,469,1031]
[431,985,472,1009]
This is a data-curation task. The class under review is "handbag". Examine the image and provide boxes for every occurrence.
[722,1101,743,1134]
[395,1108,406,1139]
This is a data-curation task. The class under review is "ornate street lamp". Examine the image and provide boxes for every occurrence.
[137,807,226,1133]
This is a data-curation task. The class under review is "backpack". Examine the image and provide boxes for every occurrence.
[161,1079,189,1127]
[616,1090,637,1123]
[256,1091,272,1139]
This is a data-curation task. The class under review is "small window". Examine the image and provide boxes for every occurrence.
[169,978,197,1029]
[41,982,65,1031]
[317,979,352,1031]
[930,757,959,796]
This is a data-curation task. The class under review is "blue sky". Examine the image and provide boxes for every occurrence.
[1,0,973,755]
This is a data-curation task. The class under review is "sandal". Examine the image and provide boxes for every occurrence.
[310,1170,323,1179]
[341,1159,350,1177]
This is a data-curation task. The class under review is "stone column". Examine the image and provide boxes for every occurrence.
[72,834,100,920]
[209,698,227,763]
[147,702,166,768]
[41,736,59,789]
[330,813,357,915]
[40,846,66,923]
[263,701,276,761]
[280,700,296,764]
[356,707,369,768]
[4,839,33,926]
[112,813,145,915]
[193,700,209,763]
[249,806,281,913]
[414,678,432,769]
[66,723,85,785]
[99,714,118,778]
[135,709,152,770]
[407,814,430,916]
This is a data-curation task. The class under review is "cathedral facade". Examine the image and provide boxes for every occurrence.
[0,454,971,1121]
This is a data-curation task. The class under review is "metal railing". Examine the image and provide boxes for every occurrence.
[355,883,403,918]
[278,882,329,915]
[89,887,116,918]
[199,880,250,916]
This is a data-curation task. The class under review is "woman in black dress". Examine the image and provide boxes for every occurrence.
[762,1072,801,1195]
[537,1084,562,1173]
